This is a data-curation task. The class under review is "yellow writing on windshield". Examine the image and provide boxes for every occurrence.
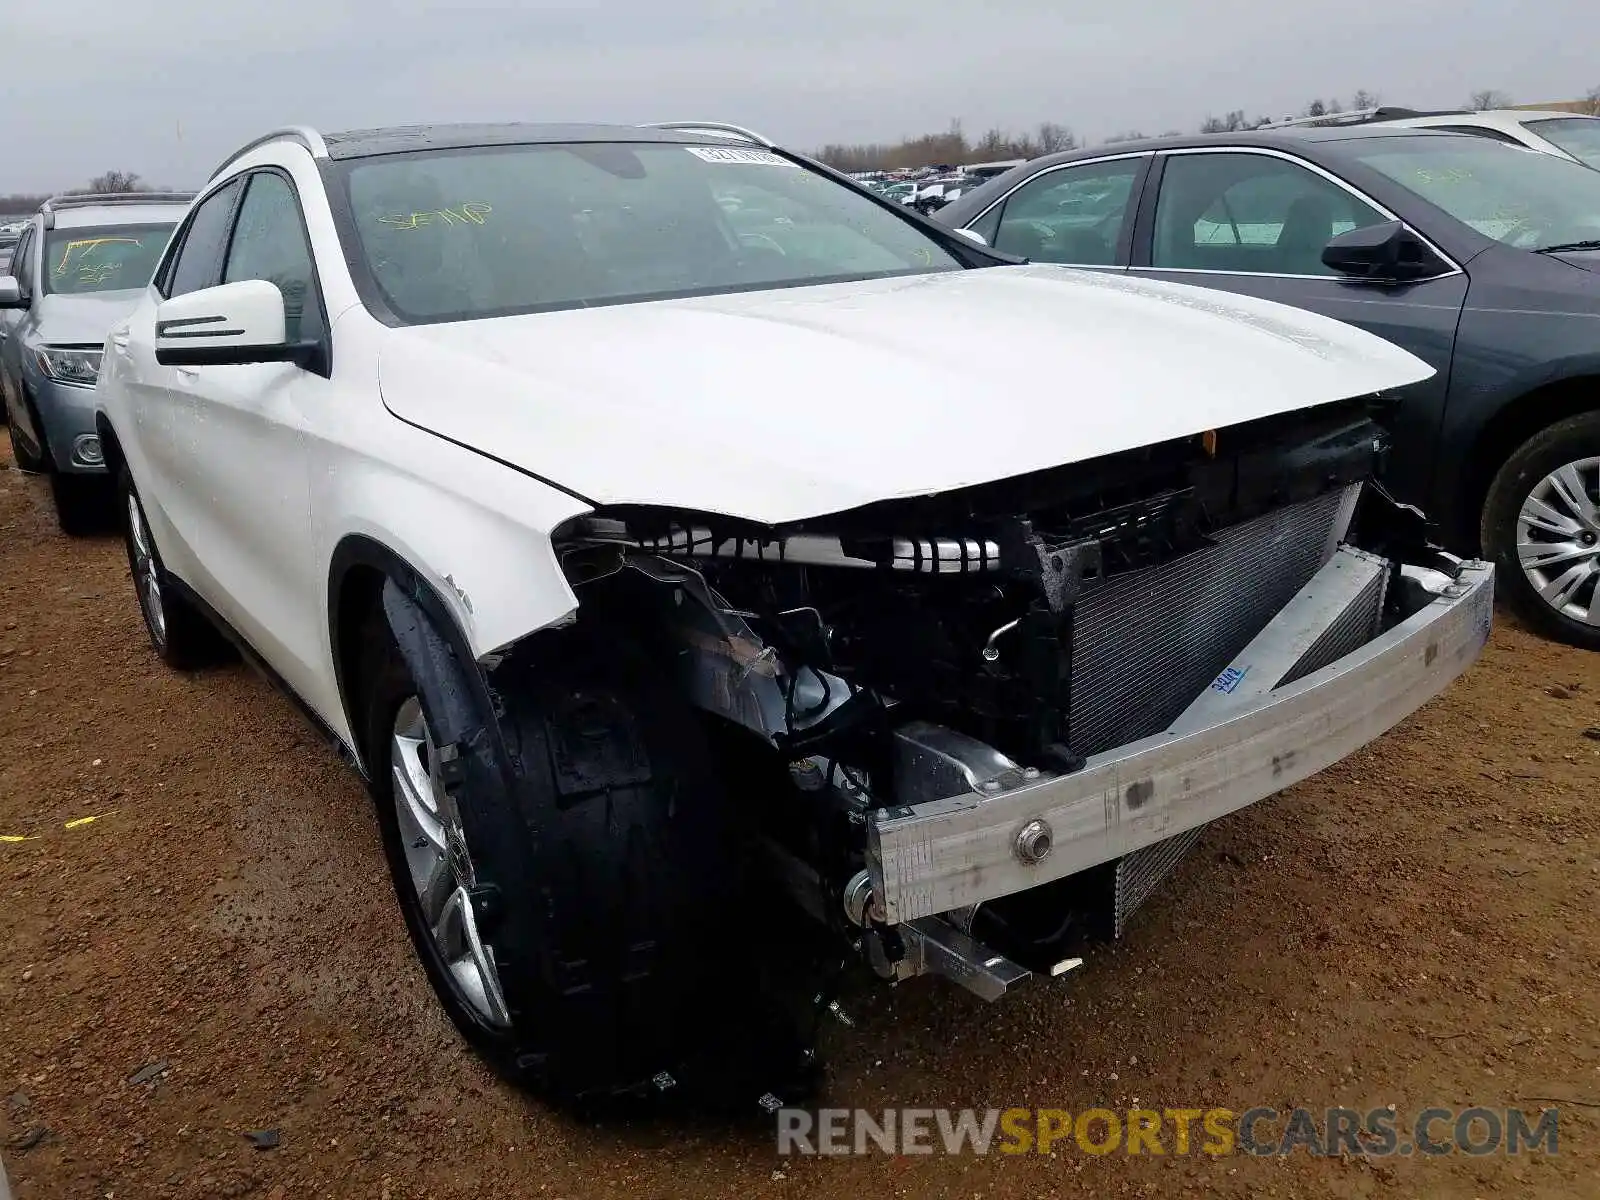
[52,236,142,278]
[376,202,493,230]
[1412,167,1474,186]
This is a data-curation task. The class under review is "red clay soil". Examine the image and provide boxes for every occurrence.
[2,438,1597,1199]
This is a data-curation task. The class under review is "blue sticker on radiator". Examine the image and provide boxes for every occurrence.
[1210,665,1250,694]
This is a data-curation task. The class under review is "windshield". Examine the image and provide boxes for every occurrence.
[1349,137,1600,250]
[1524,117,1600,170]
[336,141,962,323]
[41,223,175,295]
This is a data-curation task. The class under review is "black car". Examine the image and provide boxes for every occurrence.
[937,127,1600,648]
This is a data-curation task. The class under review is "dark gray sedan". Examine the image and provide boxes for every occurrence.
[937,128,1600,648]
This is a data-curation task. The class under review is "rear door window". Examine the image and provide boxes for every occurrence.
[987,159,1144,265]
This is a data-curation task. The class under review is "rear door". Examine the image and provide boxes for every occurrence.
[166,168,328,698]
[123,177,244,555]
[1128,147,1469,513]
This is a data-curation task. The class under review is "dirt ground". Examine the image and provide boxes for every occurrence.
[1,440,1597,1200]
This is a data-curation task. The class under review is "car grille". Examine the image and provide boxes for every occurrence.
[1067,484,1353,758]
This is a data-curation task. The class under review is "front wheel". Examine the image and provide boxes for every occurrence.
[6,413,44,473]
[361,614,802,1108]
[1481,412,1600,650]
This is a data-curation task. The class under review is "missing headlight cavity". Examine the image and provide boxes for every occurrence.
[551,397,1390,767]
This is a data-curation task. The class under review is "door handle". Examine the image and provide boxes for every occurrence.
[175,366,199,381]
[110,334,129,350]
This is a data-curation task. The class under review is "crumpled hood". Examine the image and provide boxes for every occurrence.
[377,265,1434,526]
[35,289,144,345]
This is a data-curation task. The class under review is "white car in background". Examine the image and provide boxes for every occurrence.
[1382,109,1600,169]
[94,119,1490,1108]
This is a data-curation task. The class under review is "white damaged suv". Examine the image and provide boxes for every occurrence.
[95,121,1493,1107]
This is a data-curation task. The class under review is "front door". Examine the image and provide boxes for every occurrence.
[1129,148,1469,513]
[0,224,38,442]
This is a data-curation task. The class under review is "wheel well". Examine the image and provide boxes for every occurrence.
[1461,375,1599,550]
[17,381,52,465]
[95,415,126,486]
[332,562,389,766]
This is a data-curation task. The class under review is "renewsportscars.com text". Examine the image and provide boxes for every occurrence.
[775,1106,1560,1157]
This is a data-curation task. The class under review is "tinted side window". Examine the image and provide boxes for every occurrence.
[990,160,1143,265]
[223,172,322,341]
[1153,153,1387,276]
[166,180,243,298]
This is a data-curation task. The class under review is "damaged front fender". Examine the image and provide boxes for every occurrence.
[323,467,588,664]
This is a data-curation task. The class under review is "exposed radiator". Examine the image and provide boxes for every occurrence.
[1113,823,1209,939]
[1107,497,1388,939]
[1067,486,1351,758]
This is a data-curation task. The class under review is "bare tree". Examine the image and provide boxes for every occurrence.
[87,170,145,193]
[1468,89,1513,111]
[1350,88,1381,111]
[1200,109,1248,134]
[1035,122,1077,154]
[1102,130,1148,144]
[1303,99,1328,118]
[1584,85,1600,116]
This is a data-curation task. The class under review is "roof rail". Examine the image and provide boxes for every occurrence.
[42,191,196,211]
[1254,105,1473,131]
[39,191,198,229]
[208,125,328,182]
[640,121,776,148]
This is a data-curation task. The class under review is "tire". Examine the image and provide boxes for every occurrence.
[7,414,44,473]
[117,468,232,668]
[360,611,807,1110]
[50,470,113,536]
[1480,411,1600,651]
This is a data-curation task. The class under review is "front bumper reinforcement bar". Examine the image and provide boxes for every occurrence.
[868,557,1494,924]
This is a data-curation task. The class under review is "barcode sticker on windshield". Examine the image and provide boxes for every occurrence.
[685,146,797,167]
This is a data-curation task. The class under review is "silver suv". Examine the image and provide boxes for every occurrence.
[0,193,190,531]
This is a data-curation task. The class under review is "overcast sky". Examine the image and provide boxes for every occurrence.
[7,0,1595,191]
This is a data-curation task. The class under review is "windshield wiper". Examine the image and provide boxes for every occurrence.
[1534,239,1600,254]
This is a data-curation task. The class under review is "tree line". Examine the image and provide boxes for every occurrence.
[1,171,150,218]
[6,82,1600,203]
[814,85,1600,171]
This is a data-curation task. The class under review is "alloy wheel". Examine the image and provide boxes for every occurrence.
[127,493,167,647]
[1516,455,1600,627]
[390,697,511,1027]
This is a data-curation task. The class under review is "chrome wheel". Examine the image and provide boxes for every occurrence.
[1516,456,1600,627]
[127,493,166,647]
[390,697,511,1027]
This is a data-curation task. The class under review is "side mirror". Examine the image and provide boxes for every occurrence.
[1323,220,1446,285]
[954,227,989,247]
[155,279,321,370]
[0,276,25,309]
